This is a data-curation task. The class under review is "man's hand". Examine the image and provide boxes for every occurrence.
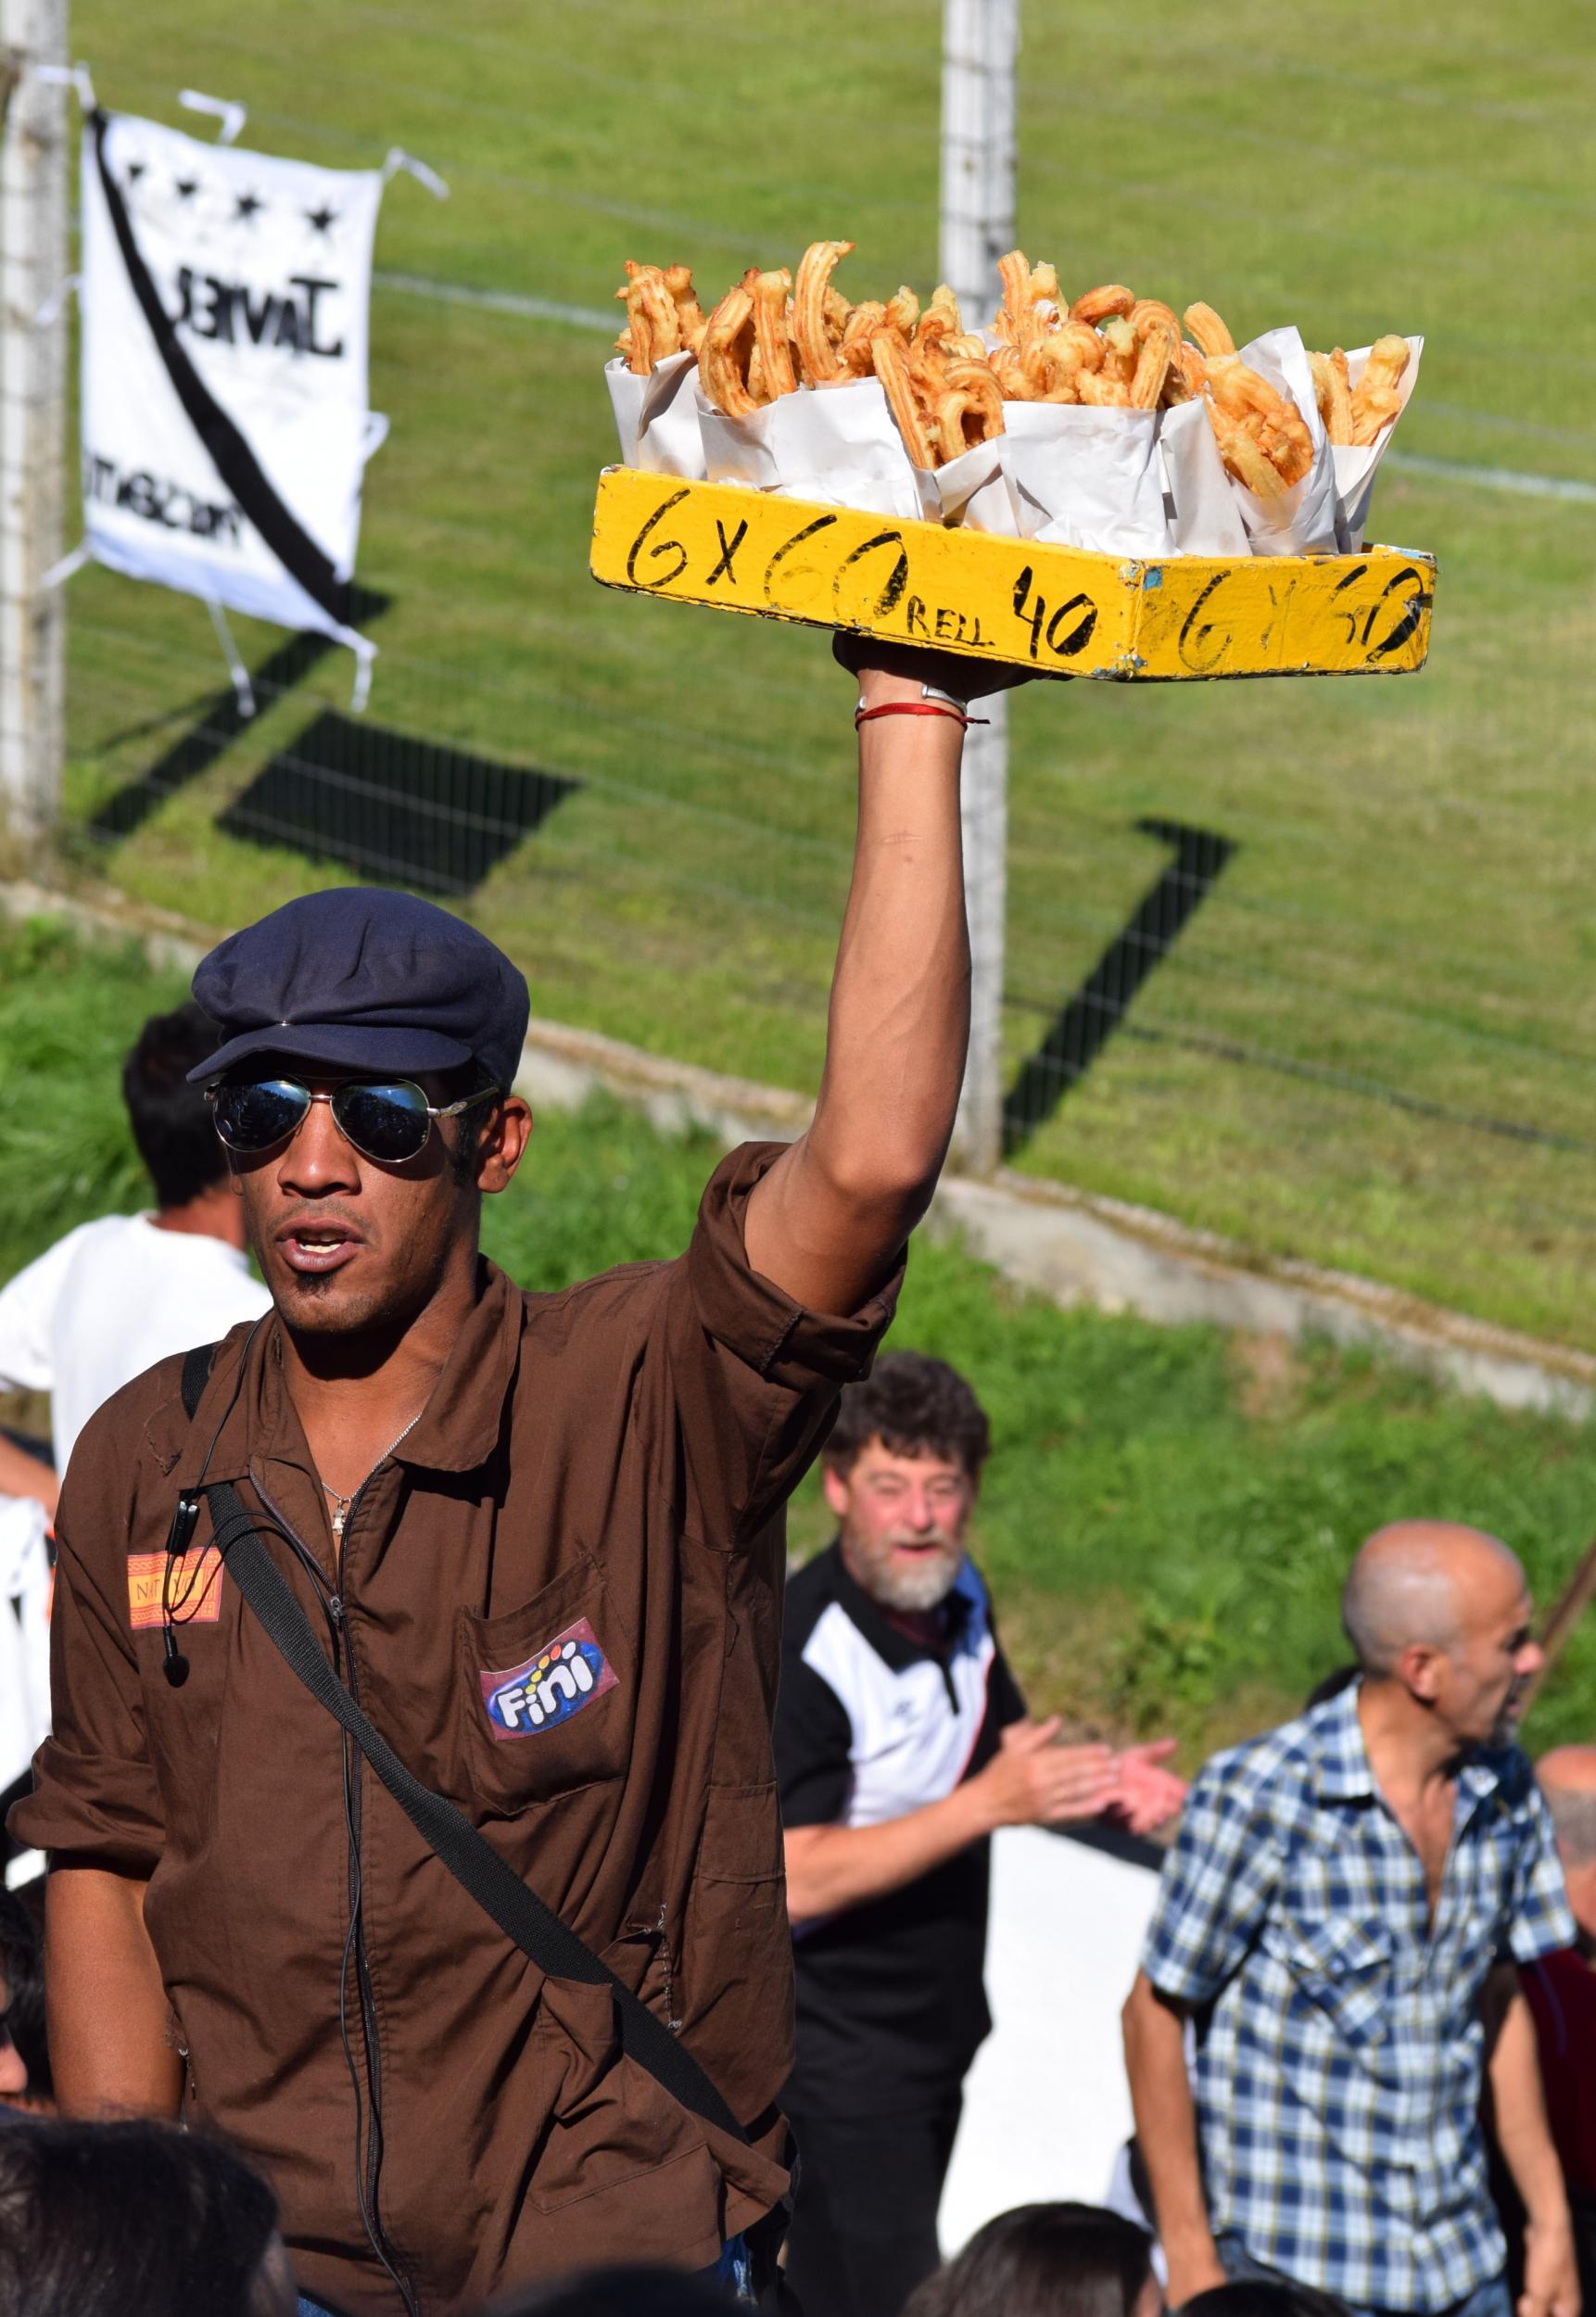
[976,1717,1116,1830]
[1522,2211,1581,2317]
[1104,1741,1188,1837]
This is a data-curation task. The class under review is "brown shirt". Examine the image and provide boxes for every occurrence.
[11,1145,899,2316]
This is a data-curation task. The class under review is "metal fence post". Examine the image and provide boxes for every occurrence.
[941,0,1018,1173]
[0,0,68,853]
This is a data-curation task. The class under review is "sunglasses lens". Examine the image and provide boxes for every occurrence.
[212,1078,310,1153]
[332,1081,433,1163]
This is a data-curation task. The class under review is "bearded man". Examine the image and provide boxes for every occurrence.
[774,1350,1184,2317]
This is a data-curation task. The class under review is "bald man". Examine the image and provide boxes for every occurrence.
[1522,1748,1596,2307]
[1124,1522,1577,2317]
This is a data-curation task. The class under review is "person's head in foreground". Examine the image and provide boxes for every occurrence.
[189,888,532,1342]
[123,1000,239,1221]
[822,1350,991,1614]
[488,2263,735,2314]
[1182,2282,1353,2317]
[0,2119,296,2317]
[0,1889,49,2113]
[1537,1742,1596,1949]
[902,2202,1159,2317]
[1340,1519,1542,1753]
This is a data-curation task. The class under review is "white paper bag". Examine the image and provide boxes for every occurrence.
[699,378,923,523]
[914,437,1017,535]
[1157,399,1253,556]
[605,351,711,480]
[1219,326,1340,557]
[998,402,1172,557]
[1333,335,1424,548]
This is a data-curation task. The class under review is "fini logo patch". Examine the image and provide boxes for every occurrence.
[480,1617,617,1741]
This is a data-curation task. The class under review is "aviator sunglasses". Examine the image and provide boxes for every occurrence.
[208,1074,498,1165]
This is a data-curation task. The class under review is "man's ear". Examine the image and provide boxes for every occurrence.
[477,1095,533,1195]
[1398,1640,1445,1704]
[821,1463,851,1523]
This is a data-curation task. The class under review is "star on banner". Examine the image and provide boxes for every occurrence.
[173,176,199,202]
[304,202,338,236]
[234,191,264,222]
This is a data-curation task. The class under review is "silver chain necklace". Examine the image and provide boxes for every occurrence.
[320,1408,425,1543]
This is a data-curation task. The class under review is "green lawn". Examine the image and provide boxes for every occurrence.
[44,0,1596,1348]
[4,916,1595,1766]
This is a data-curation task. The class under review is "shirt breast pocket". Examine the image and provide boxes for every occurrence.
[1279,1913,1393,2048]
[458,1551,633,1818]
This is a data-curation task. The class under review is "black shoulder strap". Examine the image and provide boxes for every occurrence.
[200,1475,747,2146]
[180,1341,218,1423]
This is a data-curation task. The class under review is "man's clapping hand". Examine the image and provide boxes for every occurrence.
[1104,1741,1188,1836]
[974,1721,1187,1838]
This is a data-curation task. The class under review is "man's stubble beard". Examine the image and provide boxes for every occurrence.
[844,1525,966,1614]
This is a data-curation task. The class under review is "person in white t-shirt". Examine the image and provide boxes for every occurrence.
[0,1001,271,1512]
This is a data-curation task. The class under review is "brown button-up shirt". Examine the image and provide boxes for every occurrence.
[12,1145,899,2315]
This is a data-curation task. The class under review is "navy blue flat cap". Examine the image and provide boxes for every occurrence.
[188,888,530,1089]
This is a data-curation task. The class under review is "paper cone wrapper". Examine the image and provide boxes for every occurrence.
[913,437,1017,534]
[1333,335,1424,548]
[1158,399,1253,556]
[998,402,1173,557]
[1221,326,1340,556]
[605,352,710,480]
[700,378,923,523]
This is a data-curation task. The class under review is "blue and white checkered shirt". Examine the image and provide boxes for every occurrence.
[1141,1682,1574,2313]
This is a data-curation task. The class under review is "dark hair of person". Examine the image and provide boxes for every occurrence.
[122,1003,233,1210]
[0,1888,50,2101]
[0,2118,280,2317]
[440,1059,505,1190]
[1182,2281,1355,2317]
[488,2264,735,2316]
[901,2200,1156,2317]
[1303,1665,1360,1712]
[824,1350,992,1481]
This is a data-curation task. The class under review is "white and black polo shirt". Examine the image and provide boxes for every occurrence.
[775,1541,1026,2116]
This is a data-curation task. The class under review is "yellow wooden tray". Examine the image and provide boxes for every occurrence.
[589,464,1435,682]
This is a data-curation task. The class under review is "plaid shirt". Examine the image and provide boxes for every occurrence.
[1142,1683,1574,2312]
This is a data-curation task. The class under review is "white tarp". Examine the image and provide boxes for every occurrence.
[78,109,386,658]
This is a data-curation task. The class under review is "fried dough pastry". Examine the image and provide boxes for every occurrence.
[1309,348,1353,446]
[839,300,888,378]
[1128,311,1180,410]
[698,272,761,418]
[938,360,1006,454]
[1070,284,1135,327]
[1209,408,1287,498]
[869,329,938,468]
[1349,334,1410,447]
[793,240,855,386]
[614,261,684,375]
[1203,353,1313,491]
[1182,301,1236,359]
[752,269,797,401]
[663,264,705,354]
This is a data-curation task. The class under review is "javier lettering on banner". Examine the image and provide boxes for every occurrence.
[79,108,386,675]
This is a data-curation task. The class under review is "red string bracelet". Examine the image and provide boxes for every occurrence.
[854,701,990,731]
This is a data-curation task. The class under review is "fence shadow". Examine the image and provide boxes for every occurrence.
[1001,817,1236,1158]
[217,710,578,896]
[86,588,392,843]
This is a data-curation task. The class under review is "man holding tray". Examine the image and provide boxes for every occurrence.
[12,633,1015,2316]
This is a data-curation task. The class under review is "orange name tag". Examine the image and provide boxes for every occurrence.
[127,1548,223,1632]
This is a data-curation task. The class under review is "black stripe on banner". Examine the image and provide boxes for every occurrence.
[91,108,353,631]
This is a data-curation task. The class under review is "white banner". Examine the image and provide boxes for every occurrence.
[79,109,386,653]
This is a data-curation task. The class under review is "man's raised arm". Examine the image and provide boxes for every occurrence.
[745,645,993,1315]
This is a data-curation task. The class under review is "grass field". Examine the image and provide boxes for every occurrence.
[5,915,1596,1766]
[44,0,1596,1348]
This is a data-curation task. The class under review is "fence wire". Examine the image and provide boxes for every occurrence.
[32,0,1596,1348]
